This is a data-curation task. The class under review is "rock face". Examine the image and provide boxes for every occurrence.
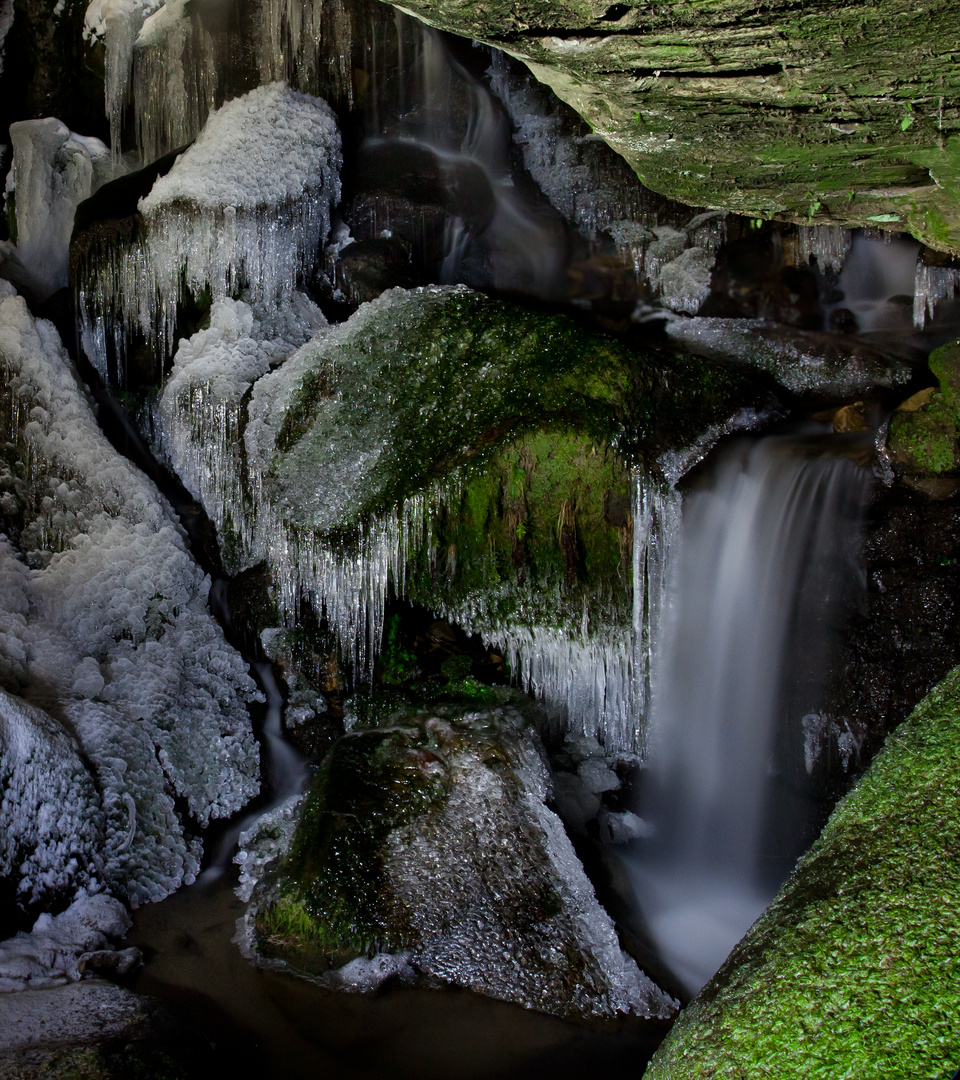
[237,703,678,1021]
[644,662,960,1079]
[383,0,960,253]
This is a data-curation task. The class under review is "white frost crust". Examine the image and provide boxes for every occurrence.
[5,120,113,299]
[79,85,341,375]
[157,295,326,572]
[0,688,106,909]
[0,895,130,992]
[0,288,260,905]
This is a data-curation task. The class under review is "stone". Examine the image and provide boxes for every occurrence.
[237,703,677,1021]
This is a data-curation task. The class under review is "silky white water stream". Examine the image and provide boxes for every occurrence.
[630,428,871,994]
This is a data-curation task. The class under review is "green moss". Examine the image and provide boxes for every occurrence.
[888,340,960,476]
[257,723,452,968]
[269,288,750,536]
[646,665,960,1080]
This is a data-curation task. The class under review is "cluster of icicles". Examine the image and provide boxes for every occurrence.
[158,349,678,751]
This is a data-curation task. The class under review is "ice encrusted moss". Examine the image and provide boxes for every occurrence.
[0,281,260,906]
[645,664,960,1080]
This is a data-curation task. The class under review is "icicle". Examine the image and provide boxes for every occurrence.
[913,261,960,328]
[795,224,852,275]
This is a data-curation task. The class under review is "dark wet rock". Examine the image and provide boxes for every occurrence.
[0,978,212,1079]
[333,237,419,306]
[236,704,677,1021]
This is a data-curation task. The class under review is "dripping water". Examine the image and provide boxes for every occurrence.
[629,427,871,995]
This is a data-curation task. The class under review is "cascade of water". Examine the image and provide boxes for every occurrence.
[629,429,871,994]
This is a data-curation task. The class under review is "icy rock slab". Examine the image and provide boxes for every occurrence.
[665,315,911,396]
[0,688,106,911]
[237,705,677,1021]
[0,284,260,905]
[0,895,131,991]
[3,119,113,299]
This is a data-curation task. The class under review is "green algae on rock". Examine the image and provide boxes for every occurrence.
[887,339,960,490]
[386,0,960,253]
[644,663,960,1079]
[237,703,678,1021]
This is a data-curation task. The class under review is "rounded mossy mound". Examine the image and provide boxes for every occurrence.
[645,663,960,1079]
[250,285,750,536]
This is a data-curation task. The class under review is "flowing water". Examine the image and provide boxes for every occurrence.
[629,428,872,994]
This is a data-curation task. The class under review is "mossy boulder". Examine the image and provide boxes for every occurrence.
[383,0,960,253]
[645,663,960,1079]
[887,340,960,493]
[238,703,677,1020]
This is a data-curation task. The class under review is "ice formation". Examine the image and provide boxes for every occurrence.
[4,119,113,298]
[84,0,165,161]
[78,83,341,378]
[0,894,131,991]
[913,261,960,328]
[157,294,327,572]
[156,285,678,747]
[795,225,853,275]
[0,282,260,906]
[125,0,352,165]
[0,688,105,910]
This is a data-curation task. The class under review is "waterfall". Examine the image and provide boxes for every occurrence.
[629,428,871,994]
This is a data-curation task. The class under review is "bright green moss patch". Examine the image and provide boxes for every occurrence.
[888,340,960,477]
[645,665,960,1080]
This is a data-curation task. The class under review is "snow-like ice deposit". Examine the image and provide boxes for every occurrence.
[78,83,341,376]
[0,285,260,906]
[0,894,131,991]
[5,119,113,299]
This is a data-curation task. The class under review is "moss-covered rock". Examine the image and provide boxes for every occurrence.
[644,663,960,1079]
[887,339,960,488]
[383,0,960,253]
[238,703,678,1020]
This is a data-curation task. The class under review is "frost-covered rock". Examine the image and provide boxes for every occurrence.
[237,704,677,1021]
[79,82,341,372]
[0,895,130,991]
[157,294,326,573]
[3,119,113,299]
[158,284,742,746]
[0,283,260,906]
